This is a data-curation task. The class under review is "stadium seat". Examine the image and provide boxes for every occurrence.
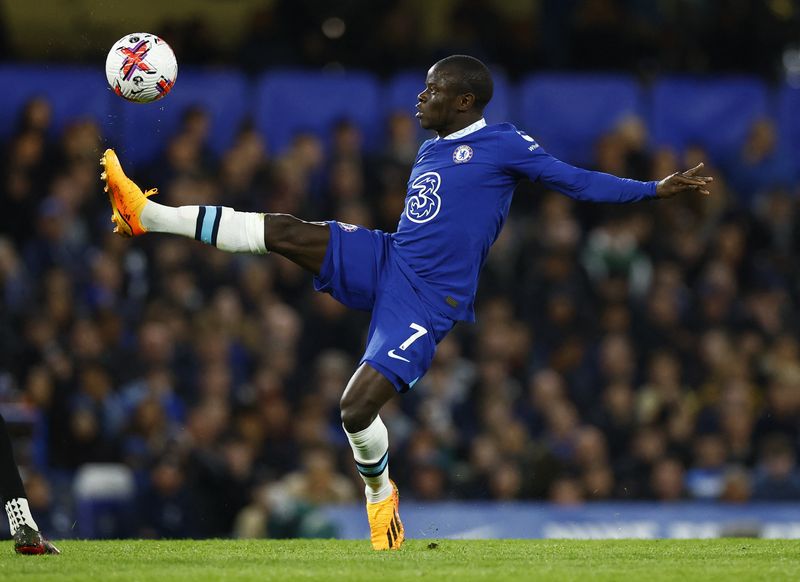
[254,70,381,154]
[518,74,643,165]
[651,77,769,161]
[778,83,800,180]
[0,65,112,141]
[117,68,250,167]
[384,69,513,135]
[73,464,136,539]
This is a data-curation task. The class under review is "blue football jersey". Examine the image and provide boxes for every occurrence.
[390,121,658,322]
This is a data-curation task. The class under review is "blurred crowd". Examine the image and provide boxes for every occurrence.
[225,0,799,79]
[1,78,800,540]
[2,1,798,80]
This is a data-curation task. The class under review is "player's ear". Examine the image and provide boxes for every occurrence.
[457,92,475,112]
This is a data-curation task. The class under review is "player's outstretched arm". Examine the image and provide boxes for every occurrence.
[655,163,713,198]
[504,130,714,204]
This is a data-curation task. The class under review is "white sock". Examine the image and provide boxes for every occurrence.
[5,498,38,535]
[344,416,393,503]
[140,201,198,238]
[140,202,268,254]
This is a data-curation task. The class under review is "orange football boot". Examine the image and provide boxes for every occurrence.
[100,148,156,237]
[366,480,404,550]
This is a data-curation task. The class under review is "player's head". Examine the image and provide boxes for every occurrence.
[416,55,493,136]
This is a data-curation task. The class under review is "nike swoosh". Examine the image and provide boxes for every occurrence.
[387,349,411,363]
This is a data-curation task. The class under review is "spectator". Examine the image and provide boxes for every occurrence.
[280,448,356,504]
[650,457,686,502]
[752,435,800,501]
[685,433,728,499]
[724,118,794,208]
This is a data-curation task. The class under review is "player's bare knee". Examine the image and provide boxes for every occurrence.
[340,396,373,433]
[339,397,359,432]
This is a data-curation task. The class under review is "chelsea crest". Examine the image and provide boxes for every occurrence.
[453,144,473,164]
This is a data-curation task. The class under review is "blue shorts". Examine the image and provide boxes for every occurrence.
[313,221,456,392]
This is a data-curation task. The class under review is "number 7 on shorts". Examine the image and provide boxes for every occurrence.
[387,323,428,362]
[400,323,428,350]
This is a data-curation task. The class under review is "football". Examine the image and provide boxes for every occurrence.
[105,33,178,103]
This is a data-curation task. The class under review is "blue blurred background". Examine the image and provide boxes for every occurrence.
[0,0,799,540]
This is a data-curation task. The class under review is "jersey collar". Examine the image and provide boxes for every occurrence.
[439,118,487,141]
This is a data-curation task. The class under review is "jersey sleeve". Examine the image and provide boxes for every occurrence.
[498,129,658,203]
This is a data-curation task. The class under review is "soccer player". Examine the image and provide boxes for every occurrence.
[100,55,711,550]
[0,413,59,554]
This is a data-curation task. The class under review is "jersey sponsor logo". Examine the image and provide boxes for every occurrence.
[453,144,473,164]
[405,171,442,224]
[517,130,540,150]
[387,349,411,363]
[337,221,358,232]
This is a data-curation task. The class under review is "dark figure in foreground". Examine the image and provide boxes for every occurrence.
[0,414,59,554]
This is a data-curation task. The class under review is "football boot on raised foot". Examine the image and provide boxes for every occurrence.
[100,148,157,237]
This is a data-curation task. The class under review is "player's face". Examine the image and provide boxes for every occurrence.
[416,65,462,134]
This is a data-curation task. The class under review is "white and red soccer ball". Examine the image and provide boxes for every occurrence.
[105,33,178,103]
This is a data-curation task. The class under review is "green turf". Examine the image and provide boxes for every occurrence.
[1,539,798,581]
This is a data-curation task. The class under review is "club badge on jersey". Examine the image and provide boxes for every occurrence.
[337,222,358,232]
[453,144,473,164]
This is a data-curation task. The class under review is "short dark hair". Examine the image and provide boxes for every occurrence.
[435,55,493,110]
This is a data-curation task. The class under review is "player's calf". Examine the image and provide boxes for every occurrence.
[100,150,332,272]
[340,364,404,549]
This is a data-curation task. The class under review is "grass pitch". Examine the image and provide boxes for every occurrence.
[2,539,798,581]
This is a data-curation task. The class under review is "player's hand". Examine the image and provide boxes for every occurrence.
[656,163,713,198]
